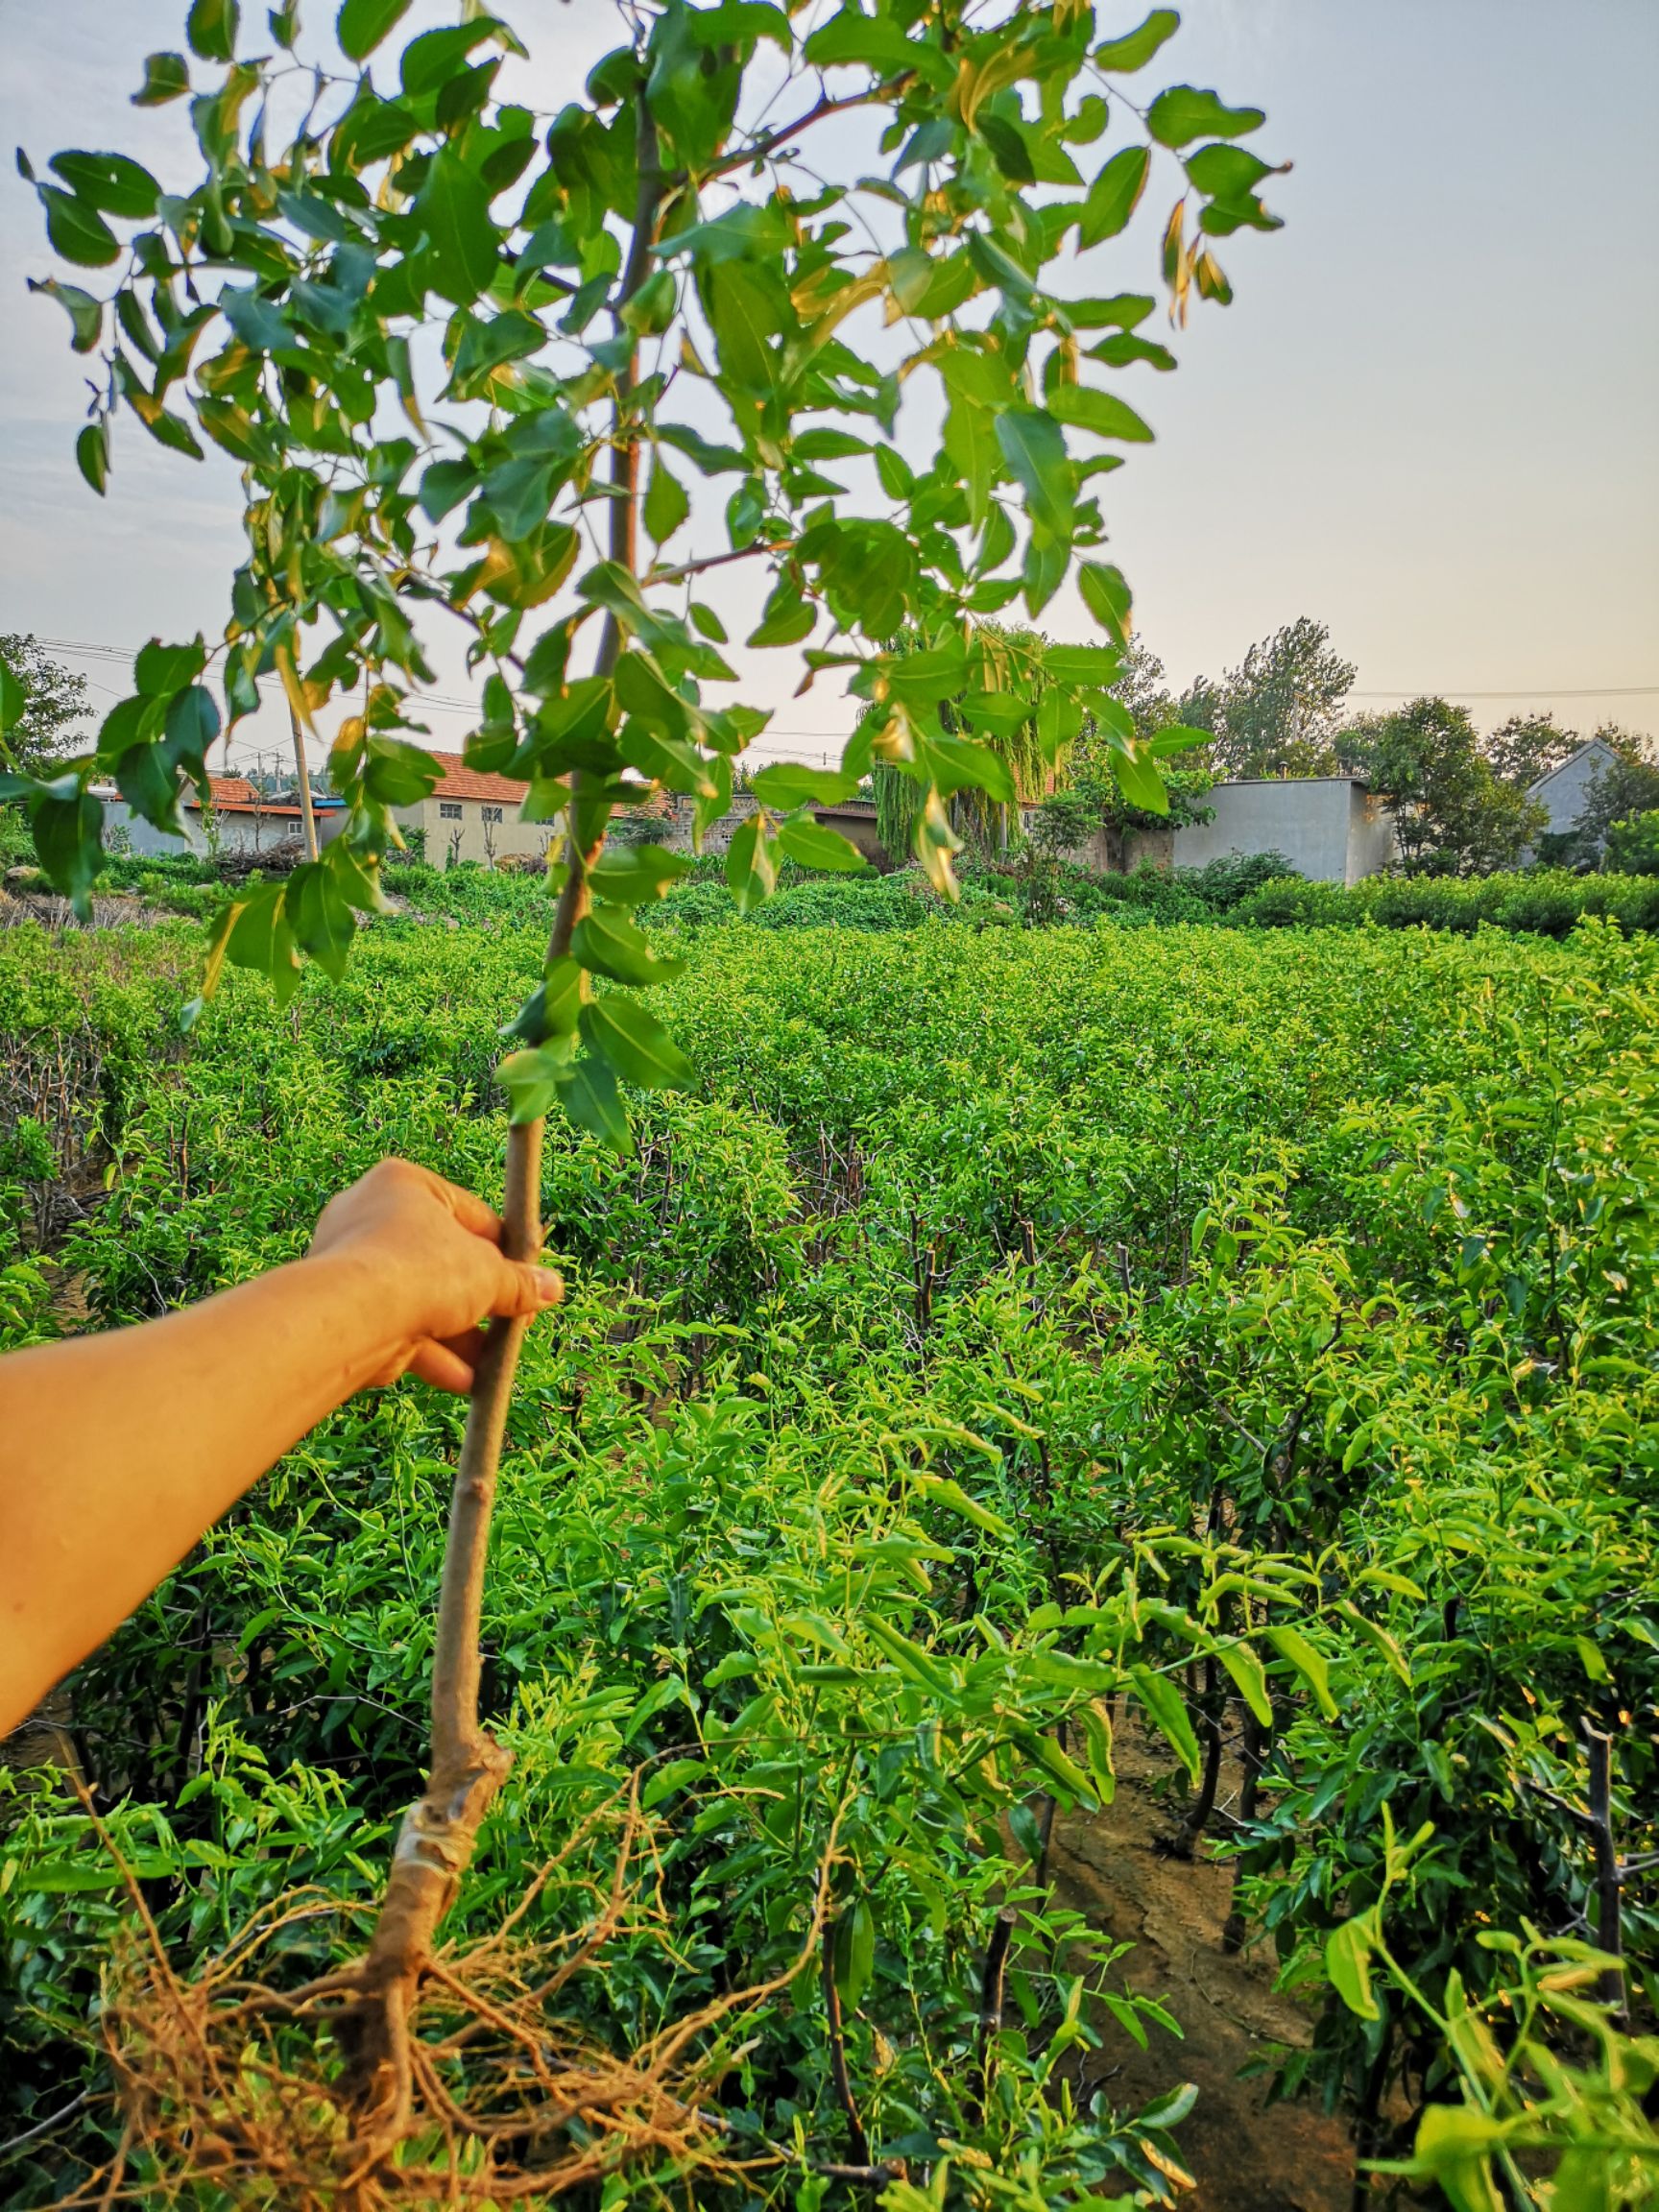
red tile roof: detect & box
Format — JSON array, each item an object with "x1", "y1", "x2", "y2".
[
  {"x1": 425, "y1": 751, "x2": 529, "y2": 804},
  {"x1": 208, "y1": 775, "x2": 259, "y2": 805}
]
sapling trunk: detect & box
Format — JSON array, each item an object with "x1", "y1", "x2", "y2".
[{"x1": 343, "y1": 87, "x2": 663, "y2": 2137}]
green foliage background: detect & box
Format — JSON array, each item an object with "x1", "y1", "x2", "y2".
[{"x1": 3, "y1": 905, "x2": 1656, "y2": 2202}]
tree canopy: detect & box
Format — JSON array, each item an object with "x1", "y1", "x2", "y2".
[
  {"x1": 0, "y1": 637, "x2": 92, "y2": 779},
  {"x1": 1176, "y1": 615, "x2": 1356, "y2": 780}
]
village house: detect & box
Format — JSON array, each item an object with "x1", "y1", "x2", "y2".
[
  {"x1": 99, "y1": 774, "x2": 347, "y2": 858},
  {"x1": 390, "y1": 752, "x2": 554, "y2": 868},
  {"x1": 101, "y1": 756, "x2": 1402, "y2": 887},
  {"x1": 1523, "y1": 736, "x2": 1622, "y2": 855}
]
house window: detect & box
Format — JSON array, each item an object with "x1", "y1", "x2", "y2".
[
  {"x1": 481, "y1": 805, "x2": 504, "y2": 823},
  {"x1": 439, "y1": 801, "x2": 464, "y2": 820}
]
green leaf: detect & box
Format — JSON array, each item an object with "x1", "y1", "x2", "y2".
[
  {"x1": 748, "y1": 762, "x2": 857, "y2": 807},
  {"x1": 571, "y1": 906, "x2": 685, "y2": 986},
  {"x1": 417, "y1": 147, "x2": 500, "y2": 307},
  {"x1": 1017, "y1": 1729, "x2": 1097, "y2": 1805},
  {"x1": 31, "y1": 792, "x2": 105, "y2": 917},
  {"x1": 76, "y1": 421, "x2": 109, "y2": 495},
  {"x1": 48, "y1": 152, "x2": 160, "y2": 218},
  {"x1": 777, "y1": 817, "x2": 869, "y2": 874},
  {"x1": 1078, "y1": 145, "x2": 1150, "y2": 247},
  {"x1": 725, "y1": 813, "x2": 777, "y2": 914},
  {"x1": 1077, "y1": 561, "x2": 1133, "y2": 647},
  {"x1": 135, "y1": 639, "x2": 206, "y2": 696},
  {"x1": 1334, "y1": 1601, "x2": 1413, "y2": 1689},
  {"x1": 831, "y1": 1899, "x2": 876, "y2": 2015},
  {"x1": 133, "y1": 51, "x2": 191, "y2": 105},
  {"x1": 1147, "y1": 86, "x2": 1266, "y2": 149},
  {"x1": 1325, "y1": 1917, "x2": 1380, "y2": 2022},
  {"x1": 1408, "y1": 2106, "x2": 1506, "y2": 2212},
  {"x1": 337, "y1": 0, "x2": 413, "y2": 61},
  {"x1": 0, "y1": 656, "x2": 26, "y2": 733},
  {"x1": 1128, "y1": 1665, "x2": 1201, "y2": 1786},
  {"x1": 1148, "y1": 723, "x2": 1211, "y2": 757},
  {"x1": 400, "y1": 18, "x2": 502, "y2": 95},
  {"x1": 805, "y1": 7, "x2": 922, "y2": 76},
  {"x1": 585, "y1": 842, "x2": 693, "y2": 905},
  {"x1": 938, "y1": 397, "x2": 993, "y2": 532},
  {"x1": 419, "y1": 458, "x2": 477, "y2": 522},
  {"x1": 497, "y1": 1040, "x2": 576, "y2": 1124},
  {"x1": 1046, "y1": 384, "x2": 1155, "y2": 443},
  {"x1": 793, "y1": 428, "x2": 871, "y2": 461},
  {"x1": 27, "y1": 277, "x2": 103, "y2": 352},
  {"x1": 1185, "y1": 143, "x2": 1281, "y2": 200},
  {"x1": 580, "y1": 995, "x2": 695, "y2": 1091},
  {"x1": 226, "y1": 880, "x2": 301, "y2": 1006},
  {"x1": 186, "y1": 0, "x2": 240, "y2": 61},
  {"x1": 286, "y1": 860, "x2": 356, "y2": 981},
  {"x1": 620, "y1": 267, "x2": 677, "y2": 337},
  {"x1": 557, "y1": 1054, "x2": 631, "y2": 1153},
  {"x1": 1263, "y1": 1623, "x2": 1338, "y2": 1719},
  {"x1": 1214, "y1": 1641, "x2": 1273, "y2": 1729},
  {"x1": 642, "y1": 455, "x2": 689, "y2": 544},
  {"x1": 996, "y1": 409, "x2": 1073, "y2": 544},
  {"x1": 37, "y1": 187, "x2": 119, "y2": 268},
  {"x1": 747, "y1": 580, "x2": 815, "y2": 650},
  {"x1": 1044, "y1": 644, "x2": 1122, "y2": 686},
  {"x1": 1110, "y1": 744, "x2": 1166, "y2": 811},
  {"x1": 1094, "y1": 10, "x2": 1180, "y2": 70}
]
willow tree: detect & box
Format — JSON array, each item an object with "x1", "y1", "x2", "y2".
[{"x1": 7, "y1": 0, "x2": 1281, "y2": 2186}]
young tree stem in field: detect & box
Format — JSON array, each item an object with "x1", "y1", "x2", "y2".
[{"x1": 347, "y1": 85, "x2": 667, "y2": 2139}]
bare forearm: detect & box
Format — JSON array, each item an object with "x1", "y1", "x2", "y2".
[{"x1": 0, "y1": 1253, "x2": 405, "y2": 1734}]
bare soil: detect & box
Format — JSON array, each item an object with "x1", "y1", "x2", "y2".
[{"x1": 1052, "y1": 1720, "x2": 1359, "y2": 2212}]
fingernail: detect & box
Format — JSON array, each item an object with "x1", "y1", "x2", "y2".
[{"x1": 538, "y1": 1269, "x2": 565, "y2": 1304}]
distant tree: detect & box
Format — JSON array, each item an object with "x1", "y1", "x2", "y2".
[
  {"x1": 1482, "y1": 710, "x2": 1581, "y2": 792},
  {"x1": 1340, "y1": 696, "x2": 1546, "y2": 876},
  {"x1": 1111, "y1": 639, "x2": 1180, "y2": 741},
  {"x1": 0, "y1": 635, "x2": 92, "y2": 777},
  {"x1": 1603, "y1": 810, "x2": 1659, "y2": 877},
  {"x1": 1176, "y1": 616, "x2": 1356, "y2": 780},
  {"x1": 1566, "y1": 730, "x2": 1659, "y2": 864}
]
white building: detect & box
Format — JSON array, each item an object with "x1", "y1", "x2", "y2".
[
  {"x1": 391, "y1": 753, "x2": 556, "y2": 868},
  {"x1": 101, "y1": 775, "x2": 345, "y2": 857},
  {"x1": 1526, "y1": 737, "x2": 1621, "y2": 849},
  {"x1": 1172, "y1": 775, "x2": 1398, "y2": 885}
]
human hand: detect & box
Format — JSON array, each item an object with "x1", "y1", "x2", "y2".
[{"x1": 306, "y1": 1157, "x2": 563, "y2": 1394}]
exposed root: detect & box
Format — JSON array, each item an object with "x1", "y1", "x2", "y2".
[{"x1": 70, "y1": 1791, "x2": 846, "y2": 2210}]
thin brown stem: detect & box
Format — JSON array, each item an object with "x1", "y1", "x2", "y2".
[
  {"x1": 342, "y1": 78, "x2": 671, "y2": 2148},
  {"x1": 1583, "y1": 1721, "x2": 1626, "y2": 2023},
  {"x1": 820, "y1": 1920, "x2": 873, "y2": 2169},
  {"x1": 703, "y1": 86, "x2": 891, "y2": 183},
  {"x1": 646, "y1": 538, "x2": 794, "y2": 587}
]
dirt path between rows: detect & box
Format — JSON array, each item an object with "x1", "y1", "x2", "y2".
[{"x1": 1052, "y1": 1722, "x2": 1361, "y2": 2211}]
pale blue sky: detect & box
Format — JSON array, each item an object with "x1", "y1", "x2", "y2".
[{"x1": 1, "y1": 0, "x2": 1654, "y2": 772}]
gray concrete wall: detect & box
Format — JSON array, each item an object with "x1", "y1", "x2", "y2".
[
  {"x1": 1528, "y1": 739, "x2": 1617, "y2": 838},
  {"x1": 1173, "y1": 778, "x2": 1396, "y2": 885}
]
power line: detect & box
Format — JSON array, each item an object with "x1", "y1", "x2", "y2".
[
  {"x1": 26, "y1": 634, "x2": 1658, "y2": 721},
  {"x1": 1349, "y1": 685, "x2": 1658, "y2": 701}
]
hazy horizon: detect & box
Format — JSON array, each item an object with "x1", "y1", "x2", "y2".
[{"x1": 1, "y1": 0, "x2": 1654, "y2": 772}]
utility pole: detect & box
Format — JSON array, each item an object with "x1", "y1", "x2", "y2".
[{"x1": 287, "y1": 706, "x2": 320, "y2": 861}]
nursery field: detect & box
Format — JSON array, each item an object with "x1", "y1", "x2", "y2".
[{"x1": 3, "y1": 908, "x2": 1657, "y2": 2207}]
